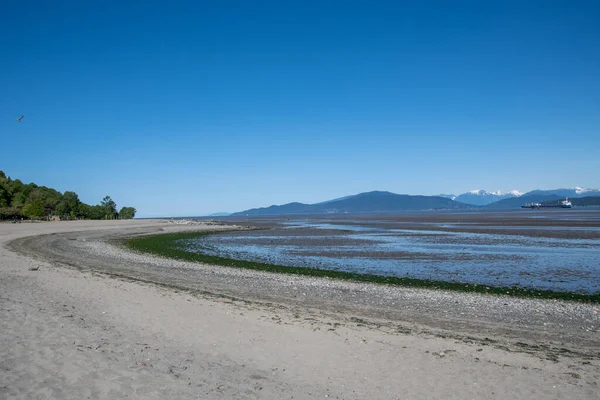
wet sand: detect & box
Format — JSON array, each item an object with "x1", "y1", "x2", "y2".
[
  {"x1": 1, "y1": 219, "x2": 599, "y2": 399},
  {"x1": 192, "y1": 212, "x2": 600, "y2": 293},
  {"x1": 227, "y1": 210, "x2": 600, "y2": 239}
]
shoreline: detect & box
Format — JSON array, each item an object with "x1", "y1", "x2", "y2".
[
  {"x1": 8, "y1": 221, "x2": 600, "y2": 350},
  {"x1": 1, "y1": 220, "x2": 599, "y2": 399},
  {"x1": 125, "y1": 229, "x2": 600, "y2": 302}
]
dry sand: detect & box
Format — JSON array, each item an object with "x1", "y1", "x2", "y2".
[{"x1": 1, "y1": 220, "x2": 598, "y2": 399}]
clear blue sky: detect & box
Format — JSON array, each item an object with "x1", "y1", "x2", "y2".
[{"x1": 1, "y1": 1, "x2": 599, "y2": 217}]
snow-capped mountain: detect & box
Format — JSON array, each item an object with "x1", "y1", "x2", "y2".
[
  {"x1": 573, "y1": 187, "x2": 600, "y2": 196},
  {"x1": 227, "y1": 187, "x2": 600, "y2": 215},
  {"x1": 454, "y1": 190, "x2": 523, "y2": 206},
  {"x1": 523, "y1": 187, "x2": 600, "y2": 199},
  {"x1": 437, "y1": 194, "x2": 457, "y2": 200},
  {"x1": 505, "y1": 190, "x2": 525, "y2": 197},
  {"x1": 452, "y1": 187, "x2": 599, "y2": 206}
]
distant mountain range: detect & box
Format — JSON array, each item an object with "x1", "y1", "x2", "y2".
[
  {"x1": 230, "y1": 191, "x2": 470, "y2": 216},
  {"x1": 439, "y1": 190, "x2": 524, "y2": 206},
  {"x1": 485, "y1": 194, "x2": 563, "y2": 209},
  {"x1": 524, "y1": 187, "x2": 600, "y2": 199},
  {"x1": 439, "y1": 187, "x2": 600, "y2": 206},
  {"x1": 227, "y1": 187, "x2": 600, "y2": 216},
  {"x1": 207, "y1": 212, "x2": 232, "y2": 217},
  {"x1": 542, "y1": 196, "x2": 600, "y2": 207}
]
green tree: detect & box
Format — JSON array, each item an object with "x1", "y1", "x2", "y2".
[
  {"x1": 90, "y1": 205, "x2": 106, "y2": 219},
  {"x1": 55, "y1": 201, "x2": 68, "y2": 216},
  {"x1": 118, "y1": 207, "x2": 136, "y2": 219},
  {"x1": 0, "y1": 171, "x2": 136, "y2": 221},
  {"x1": 100, "y1": 196, "x2": 117, "y2": 219},
  {"x1": 41, "y1": 187, "x2": 61, "y2": 216},
  {"x1": 0, "y1": 183, "x2": 10, "y2": 208},
  {"x1": 21, "y1": 199, "x2": 45, "y2": 219},
  {"x1": 0, "y1": 206, "x2": 20, "y2": 220},
  {"x1": 63, "y1": 191, "x2": 80, "y2": 217},
  {"x1": 0, "y1": 171, "x2": 10, "y2": 207},
  {"x1": 77, "y1": 203, "x2": 91, "y2": 219},
  {"x1": 79, "y1": 203, "x2": 104, "y2": 219},
  {"x1": 10, "y1": 180, "x2": 28, "y2": 209}
]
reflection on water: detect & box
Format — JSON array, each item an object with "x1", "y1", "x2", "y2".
[{"x1": 179, "y1": 220, "x2": 600, "y2": 294}]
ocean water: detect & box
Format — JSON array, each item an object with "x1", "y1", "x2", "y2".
[{"x1": 179, "y1": 218, "x2": 600, "y2": 294}]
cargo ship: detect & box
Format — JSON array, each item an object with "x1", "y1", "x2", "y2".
[
  {"x1": 560, "y1": 198, "x2": 573, "y2": 208},
  {"x1": 521, "y1": 202, "x2": 541, "y2": 209},
  {"x1": 522, "y1": 198, "x2": 573, "y2": 209}
]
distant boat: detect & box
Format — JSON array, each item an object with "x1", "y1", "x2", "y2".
[
  {"x1": 521, "y1": 202, "x2": 541, "y2": 209},
  {"x1": 560, "y1": 198, "x2": 573, "y2": 208}
]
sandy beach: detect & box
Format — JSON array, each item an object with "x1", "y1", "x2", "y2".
[{"x1": 1, "y1": 220, "x2": 599, "y2": 399}]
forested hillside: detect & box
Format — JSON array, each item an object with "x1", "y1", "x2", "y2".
[
  {"x1": 541, "y1": 197, "x2": 600, "y2": 207},
  {"x1": 0, "y1": 170, "x2": 136, "y2": 220},
  {"x1": 231, "y1": 191, "x2": 471, "y2": 216}
]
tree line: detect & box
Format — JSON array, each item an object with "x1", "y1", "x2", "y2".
[{"x1": 0, "y1": 171, "x2": 136, "y2": 220}]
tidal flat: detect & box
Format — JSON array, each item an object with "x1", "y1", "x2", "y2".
[
  {"x1": 181, "y1": 210, "x2": 600, "y2": 296},
  {"x1": 3, "y1": 219, "x2": 599, "y2": 399}
]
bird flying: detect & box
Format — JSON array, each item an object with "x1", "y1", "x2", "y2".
[{"x1": 16, "y1": 115, "x2": 24, "y2": 122}]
